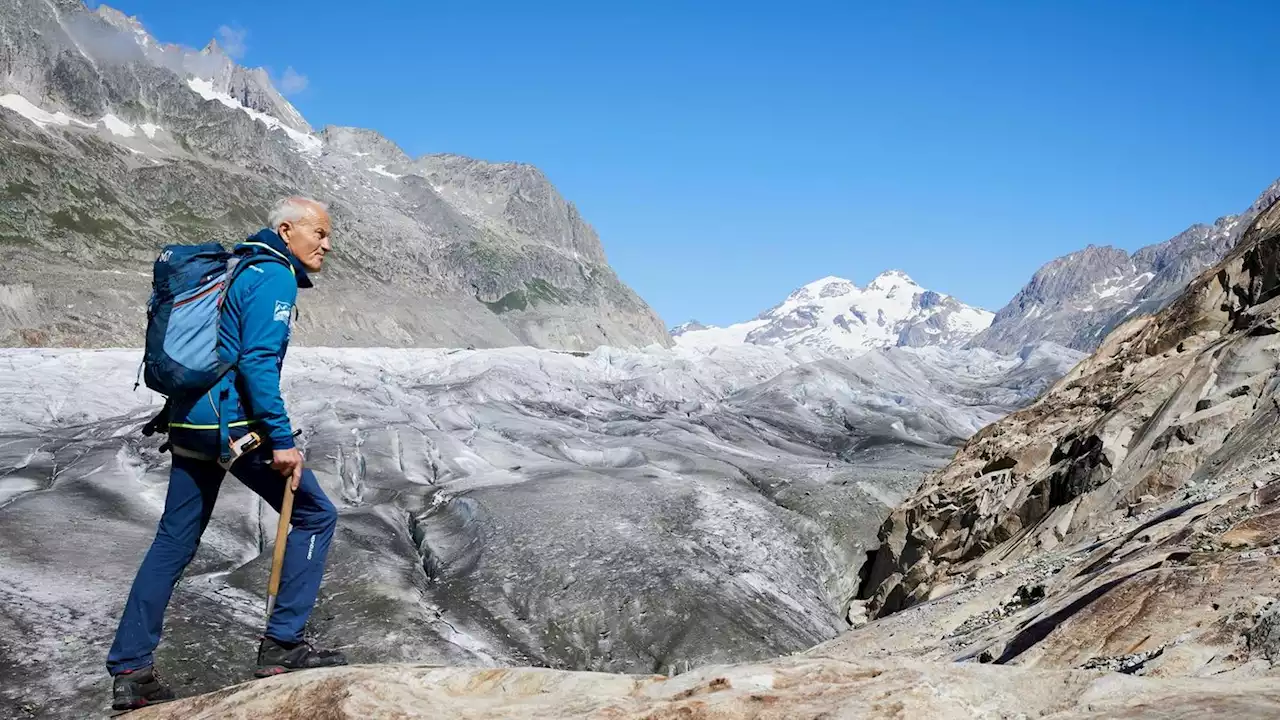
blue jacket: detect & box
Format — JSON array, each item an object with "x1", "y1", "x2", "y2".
[{"x1": 169, "y1": 229, "x2": 313, "y2": 451}]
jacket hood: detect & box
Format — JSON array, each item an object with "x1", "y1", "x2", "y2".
[{"x1": 239, "y1": 228, "x2": 314, "y2": 289}]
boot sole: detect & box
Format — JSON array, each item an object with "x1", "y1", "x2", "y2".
[
  {"x1": 109, "y1": 696, "x2": 176, "y2": 715},
  {"x1": 254, "y1": 662, "x2": 348, "y2": 679}
]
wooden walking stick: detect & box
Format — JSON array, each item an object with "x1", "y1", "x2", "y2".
[{"x1": 265, "y1": 475, "x2": 296, "y2": 620}]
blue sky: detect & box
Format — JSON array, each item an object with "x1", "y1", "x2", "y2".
[{"x1": 96, "y1": 0, "x2": 1280, "y2": 326}]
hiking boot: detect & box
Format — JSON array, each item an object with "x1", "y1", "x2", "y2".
[
  {"x1": 254, "y1": 636, "x2": 348, "y2": 677},
  {"x1": 111, "y1": 666, "x2": 176, "y2": 711}
]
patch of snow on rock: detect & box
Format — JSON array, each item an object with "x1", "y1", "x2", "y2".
[
  {"x1": 186, "y1": 78, "x2": 322, "y2": 154},
  {"x1": 100, "y1": 113, "x2": 135, "y2": 137},
  {"x1": 0, "y1": 94, "x2": 74, "y2": 128}
]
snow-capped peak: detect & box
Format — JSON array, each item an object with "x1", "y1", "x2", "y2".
[
  {"x1": 867, "y1": 269, "x2": 919, "y2": 292},
  {"x1": 787, "y1": 276, "x2": 855, "y2": 302},
  {"x1": 670, "y1": 320, "x2": 709, "y2": 336},
  {"x1": 677, "y1": 270, "x2": 993, "y2": 355}
]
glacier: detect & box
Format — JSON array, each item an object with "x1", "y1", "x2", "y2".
[{"x1": 0, "y1": 342, "x2": 1080, "y2": 718}]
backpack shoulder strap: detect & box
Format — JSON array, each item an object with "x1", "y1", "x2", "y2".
[{"x1": 219, "y1": 246, "x2": 295, "y2": 304}]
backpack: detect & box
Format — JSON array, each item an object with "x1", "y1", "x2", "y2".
[{"x1": 139, "y1": 242, "x2": 284, "y2": 398}]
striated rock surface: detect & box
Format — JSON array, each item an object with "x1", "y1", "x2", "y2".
[
  {"x1": 127, "y1": 656, "x2": 1280, "y2": 719},
  {"x1": 848, "y1": 192, "x2": 1280, "y2": 682}
]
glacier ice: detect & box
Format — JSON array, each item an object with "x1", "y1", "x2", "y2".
[{"x1": 0, "y1": 342, "x2": 1080, "y2": 717}]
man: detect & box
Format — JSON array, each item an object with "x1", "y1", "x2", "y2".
[{"x1": 106, "y1": 197, "x2": 347, "y2": 712}]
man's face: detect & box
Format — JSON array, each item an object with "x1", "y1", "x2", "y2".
[{"x1": 278, "y1": 207, "x2": 332, "y2": 273}]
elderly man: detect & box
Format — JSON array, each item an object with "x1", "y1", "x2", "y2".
[{"x1": 106, "y1": 197, "x2": 347, "y2": 711}]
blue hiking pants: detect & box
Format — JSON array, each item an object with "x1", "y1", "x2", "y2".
[{"x1": 105, "y1": 440, "x2": 337, "y2": 675}]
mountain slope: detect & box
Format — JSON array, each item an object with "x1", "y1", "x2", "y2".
[
  {"x1": 675, "y1": 272, "x2": 994, "y2": 354},
  {"x1": 970, "y1": 178, "x2": 1280, "y2": 354},
  {"x1": 838, "y1": 190, "x2": 1280, "y2": 681},
  {"x1": 0, "y1": 1, "x2": 669, "y2": 350}
]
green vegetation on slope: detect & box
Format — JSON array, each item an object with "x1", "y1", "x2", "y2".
[{"x1": 483, "y1": 278, "x2": 573, "y2": 314}]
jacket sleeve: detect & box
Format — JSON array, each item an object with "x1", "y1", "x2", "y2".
[{"x1": 233, "y1": 263, "x2": 298, "y2": 449}]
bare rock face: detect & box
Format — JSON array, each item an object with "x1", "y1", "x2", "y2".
[
  {"x1": 319, "y1": 125, "x2": 410, "y2": 165},
  {"x1": 850, "y1": 193, "x2": 1280, "y2": 680}
]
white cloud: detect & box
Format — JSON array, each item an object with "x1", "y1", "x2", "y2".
[
  {"x1": 217, "y1": 25, "x2": 247, "y2": 59},
  {"x1": 279, "y1": 66, "x2": 309, "y2": 95}
]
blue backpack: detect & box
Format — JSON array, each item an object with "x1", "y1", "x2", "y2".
[{"x1": 139, "y1": 242, "x2": 283, "y2": 399}]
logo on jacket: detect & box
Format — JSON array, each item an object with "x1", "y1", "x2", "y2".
[{"x1": 273, "y1": 301, "x2": 292, "y2": 323}]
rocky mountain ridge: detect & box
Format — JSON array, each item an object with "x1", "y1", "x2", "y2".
[
  {"x1": 677, "y1": 178, "x2": 1280, "y2": 367},
  {"x1": 0, "y1": 1, "x2": 669, "y2": 351},
  {"x1": 970, "y1": 178, "x2": 1280, "y2": 354}
]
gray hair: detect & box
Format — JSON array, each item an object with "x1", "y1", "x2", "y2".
[{"x1": 267, "y1": 196, "x2": 328, "y2": 229}]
